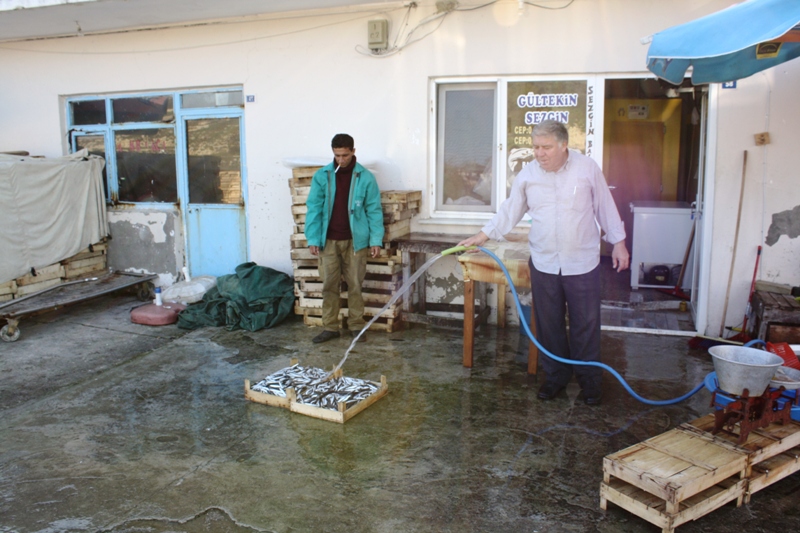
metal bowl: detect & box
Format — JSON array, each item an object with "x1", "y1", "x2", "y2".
[
  {"x1": 709, "y1": 345, "x2": 784, "y2": 396},
  {"x1": 770, "y1": 366, "x2": 800, "y2": 390}
]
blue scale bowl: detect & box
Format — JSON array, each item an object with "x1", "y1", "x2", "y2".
[{"x1": 704, "y1": 371, "x2": 800, "y2": 422}]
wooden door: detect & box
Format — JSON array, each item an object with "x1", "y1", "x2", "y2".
[{"x1": 604, "y1": 121, "x2": 664, "y2": 253}]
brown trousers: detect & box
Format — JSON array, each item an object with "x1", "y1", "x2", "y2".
[{"x1": 319, "y1": 239, "x2": 368, "y2": 332}]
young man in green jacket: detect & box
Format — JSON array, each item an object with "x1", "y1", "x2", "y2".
[{"x1": 305, "y1": 134, "x2": 384, "y2": 343}]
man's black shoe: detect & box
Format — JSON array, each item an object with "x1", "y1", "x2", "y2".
[
  {"x1": 312, "y1": 330, "x2": 340, "y2": 343},
  {"x1": 583, "y1": 389, "x2": 602, "y2": 405},
  {"x1": 350, "y1": 330, "x2": 366, "y2": 343},
  {"x1": 537, "y1": 382, "x2": 565, "y2": 400}
]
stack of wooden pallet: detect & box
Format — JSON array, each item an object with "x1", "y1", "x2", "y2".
[
  {"x1": 288, "y1": 167, "x2": 420, "y2": 333},
  {"x1": 600, "y1": 412, "x2": 800, "y2": 532},
  {"x1": 381, "y1": 190, "x2": 421, "y2": 241},
  {"x1": 0, "y1": 241, "x2": 108, "y2": 302}
]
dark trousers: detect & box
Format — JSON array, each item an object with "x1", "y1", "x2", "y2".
[{"x1": 529, "y1": 260, "x2": 602, "y2": 391}]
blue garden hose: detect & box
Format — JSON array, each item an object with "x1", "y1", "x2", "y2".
[{"x1": 472, "y1": 245, "x2": 707, "y2": 406}]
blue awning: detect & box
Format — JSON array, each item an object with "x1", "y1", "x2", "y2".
[{"x1": 646, "y1": 0, "x2": 800, "y2": 84}]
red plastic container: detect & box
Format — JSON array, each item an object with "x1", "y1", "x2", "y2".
[
  {"x1": 766, "y1": 342, "x2": 800, "y2": 370},
  {"x1": 130, "y1": 303, "x2": 186, "y2": 326}
]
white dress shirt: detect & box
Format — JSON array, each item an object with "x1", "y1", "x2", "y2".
[{"x1": 481, "y1": 149, "x2": 626, "y2": 276}]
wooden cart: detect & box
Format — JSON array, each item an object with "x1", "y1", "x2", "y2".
[{"x1": 0, "y1": 271, "x2": 156, "y2": 342}]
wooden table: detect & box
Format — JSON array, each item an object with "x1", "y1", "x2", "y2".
[
  {"x1": 395, "y1": 233, "x2": 475, "y2": 329},
  {"x1": 457, "y1": 240, "x2": 538, "y2": 374}
]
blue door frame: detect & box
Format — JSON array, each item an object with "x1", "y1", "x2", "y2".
[{"x1": 176, "y1": 108, "x2": 248, "y2": 278}]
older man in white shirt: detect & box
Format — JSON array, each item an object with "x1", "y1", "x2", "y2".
[{"x1": 459, "y1": 120, "x2": 629, "y2": 406}]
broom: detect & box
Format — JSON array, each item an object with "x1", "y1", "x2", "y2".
[{"x1": 726, "y1": 245, "x2": 761, "y2": 343}]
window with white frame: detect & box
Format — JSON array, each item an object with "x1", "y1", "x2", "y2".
[
  {"x1": 436, "y1": 83, "x2": 497, "y2": 212},
  {"x1": 432, "y1": 77, "x2": 597, "y2": 218},
  {"x1": 66, "y1": 88, "x2": 243, "y2": 204}
]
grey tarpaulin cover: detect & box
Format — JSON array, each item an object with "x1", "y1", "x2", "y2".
[
  {"x1": 177, "y1": 262, "x2": 295, "y2": 332},
  {"x1": 0, "y1": 150, "x2": 109, "y2": 284}
]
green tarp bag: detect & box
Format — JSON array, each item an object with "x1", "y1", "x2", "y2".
[{"x1": 177, "y1": 262, "x2": 294, "y2": 332}]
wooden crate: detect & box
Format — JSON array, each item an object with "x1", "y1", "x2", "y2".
[
  {"x1": 384, "y1": 219, "x2": 411, "y2": 241},
  {"x1": 292, "y1": 167, "x2": 320, "y2": 179},
  {"x1": 602, "y1": 414, "x2": 800, "y2": 532},
  {"x1": 244, "y1": 358, "x2": 388, "y2": 423},
  {"x1": 688, "y1": 413, "x2": 800, "y2": 502},
  {"x1": 750, "y1": 290, "x2": 800, "y2": 342},
  {"x1": 600, "y1": 423, "x2": 748, "y2": 533},
  {"x1": 601, "y1": 476, "x2": 745, "y2": 533}
]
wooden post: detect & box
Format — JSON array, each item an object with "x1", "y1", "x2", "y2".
[
  {"x1": 401, "y1": 250, "x2": 412, "y2": 312},
  {"x1": 527, "y1": 302, "x2": 538, "y2": 375},
  {"x1": 497, "y1": 283, "x2": 506, "y2": 328},
  {"x1": 463, "y1": 278, "x2": 475, "y2": 368}
]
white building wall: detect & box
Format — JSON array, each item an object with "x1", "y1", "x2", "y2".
[
  {"x1": 1, "y1": 0, "x2": 799, "y2": 336},
  {"x1": 708, "y1": 64, "x2": 800, "y2": 337}
]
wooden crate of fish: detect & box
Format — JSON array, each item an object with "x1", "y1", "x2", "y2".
[
  {"x1": 244, "y1": 359, "x2": 388, "y2": 423},
  {"x1": 600, "y1": 423, "x2": 748, "y2": 533}
]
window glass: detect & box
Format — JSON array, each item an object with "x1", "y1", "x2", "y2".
[
  {"x1": 187, "y1": 118, "x2": 242, "y2": 204},
  {"x1": 115, "y1": 129, "x2": 177, "y2": 202},
  {"x1": 71, "y1": 100, "x2": 106, "y2": 125},
  {"x1": 112, "y1": 96, "x2": 174, "y2": 123},
  {"x1": 506, "y1": 80, "x2": 588, "y2": 194},
  {"x1": 436, "y1": 84, "x2": 496, "y2": 212},
  {"x1": 182, "y1": 91, "x2": 244, "y2": 109},
  {"x1": 75, "y1": 134, "x2": 108, "y2": 198}
]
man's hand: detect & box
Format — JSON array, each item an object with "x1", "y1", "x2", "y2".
[
  {"x1": 457, "y1": 231, "x2": 489, "y2": 252},
  {"x1": 309, "y1": 245, "x2": 320, "y2": 256},
  {"x1": 370, "y1": 246, "x2": 381, "y2": 258},
  {"x1": 612, "y1": 241, "x2": 630, "y2": 273}
]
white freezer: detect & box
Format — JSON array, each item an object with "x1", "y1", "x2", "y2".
[{"x1": 630, "y1": 201, "x2": 695, "y2": 290}]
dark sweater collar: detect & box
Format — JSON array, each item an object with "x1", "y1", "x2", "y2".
[{"x1": 334, "y1": 155, "x2": 357, "y2": 174}]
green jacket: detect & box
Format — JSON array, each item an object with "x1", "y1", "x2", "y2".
[{"x1": 304, "y1": 162, "x2": 384, "y2": 251}]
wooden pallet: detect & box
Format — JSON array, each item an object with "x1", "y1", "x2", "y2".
[
  {"x1": 292, "y1": 262, "x2": 402, "y2": 278},
  {"x1": 301, "y1": 313, "x2": 401, "y2": 333},
  {"x1": 290, "y1": 247, "x2": 401, "y2": 263},
  {"x1": 601, "y1": 413, "x2": 800, "y2": 532},
  {"x1": 2, "y1": 241, "x2": 108, "y2": 297},
  {"x1": 295, "y1": 300, "x2": 401, "y2": 320},
  {"x1": 244, "y1": 358, "x2": 388, "y2": 423},
  {"x1": 297, "y1": 277, "x2": 401, "y2": 293}
]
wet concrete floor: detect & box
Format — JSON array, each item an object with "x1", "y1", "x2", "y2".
[{"x1": 1, "y1": 294, "x2": 799, "y2": 533}]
